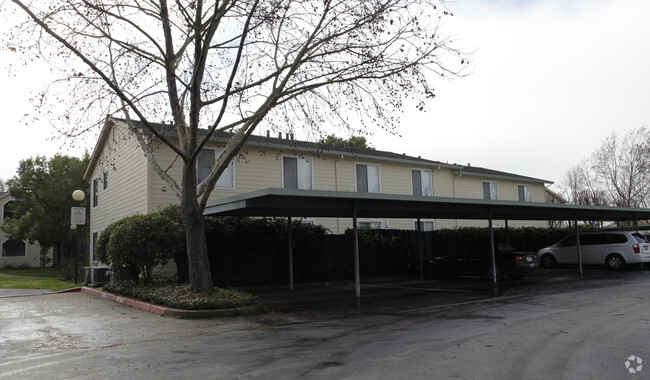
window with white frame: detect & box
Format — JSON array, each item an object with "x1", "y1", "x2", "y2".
[
  {"x1": 92, "y1": 231, "x2": 99, "y2": 263},
  {"x1": 482, "y1": 181, "x2": 498, "y2": 200},
  {"x1": 414, "y1": 220, "x2": 435, "y2": 231},
  {"x1": 102, "y1": 171, "x2": 108, "y2": 191},
  {"x1": 518, "y1": 184, "x2": 532, "y2": 202},
  {"x1": 356, "y1": 164, "x2": 380, "y2": 193},
  {"x1": 283, "y1": 156, "x2": 313, "y2": 190},
  {"x1": 411, "y1": 169, "x2": 433, "y2": 196},
  {"x1": 358, "y1": 221, "x2": 383, "y2": 229},
  {"x1": 197, "y1": 148, "x2": 234, "y2": 188},
  {"x1": 92, "y1": 178, "x2": 99, "y2": 207}
]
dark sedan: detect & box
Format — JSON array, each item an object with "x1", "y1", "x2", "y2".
[{"x1": 426, "y1": 243, "x2": 538, "y2": 281}]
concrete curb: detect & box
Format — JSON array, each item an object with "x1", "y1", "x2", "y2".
[{"x1": 74, "y1": 287, "x2": 264, "y2": 318}]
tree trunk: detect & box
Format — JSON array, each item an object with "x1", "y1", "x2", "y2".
[
  {"x1": 183, "y1": 210, "x2": 213, "y2": 292},
  {"x1": 180, "y1": 160, "x2": 214, "y2": 292}
]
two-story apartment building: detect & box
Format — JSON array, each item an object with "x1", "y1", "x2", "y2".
[
  {"x1": 84, "y1": 118, "x2": 553, "y2": 263},
  {"x1": 0, "y1": 192, "x2": 52, "y2": 268}
]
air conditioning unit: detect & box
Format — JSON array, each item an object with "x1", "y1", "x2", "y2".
[{"x1": 84, "y1": 266, "x2": 110, "y2": 285}]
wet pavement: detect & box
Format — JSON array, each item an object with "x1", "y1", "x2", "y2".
[
  {"x1": 2, "y1": 267, "x2": 650, "y2": 379},
  {"x1": 249, "y1": 266, "x2": 640, "y2": 316}
]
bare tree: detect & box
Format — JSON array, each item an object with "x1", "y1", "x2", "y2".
[
  {"x1": 591, "y1": 127, "x2": 650, "y2": 208},
  {"x1": 561, "y1": 161, "x2": 607, "y2": 207},
  {"x1": 5, "y1": 0, "x2": 468, "y2": 291},
  {"x1": 559, "y1": 162, "x2": 606, "y2": 228}
]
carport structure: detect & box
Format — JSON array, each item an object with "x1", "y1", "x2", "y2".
[{"x1": 204, "y1": 188, "x2": 650, "y2": 297}]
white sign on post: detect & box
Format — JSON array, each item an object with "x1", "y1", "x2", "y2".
[{"x1": 71, "y1": 207, "x2": 86, "y2": 225}]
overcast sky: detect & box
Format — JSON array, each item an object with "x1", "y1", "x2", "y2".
[{"x1": 1, "y1": 0, "x2": 649, "y2": 189}]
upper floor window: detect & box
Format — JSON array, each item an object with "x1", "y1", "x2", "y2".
[
  {"x1": 356, "y1": 164, "x2": 380, "y2": 193},
  {"x1": 412, "y1": 169, "x2": 433, "y2": 196},
  {"x1": 92, "y1": 178, "x2": 99, "y2": 207},
  {"x1": 197, "y1": 148, "x2": 234, "y2": 188},
  {"x1": 518, "y1": 184, "x2": 532, "y2": 202},
  {"x1": 283, "y1": 156, "x2": 313, "y2": 190},
  {"x1": 2, "y1": 201, "x2": 16, "y2": 221},
  {"x1": 482, "y1": 181, "x2": 498, "y2": 200},
  {"x1": 102, "y1": 171, "x2": 109, "y2": 191}
]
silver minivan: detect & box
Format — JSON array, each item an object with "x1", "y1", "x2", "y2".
[{"x1": 537, "y1": 231, "x2": 650, "y2": 270}]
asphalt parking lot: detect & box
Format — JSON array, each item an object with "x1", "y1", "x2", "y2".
[
  {"x1": 250, "y1": 265, "x2": 641, "y2": 315},
  {"x1": 2, "y1": 266, "x2": 649, "y2": 379}
]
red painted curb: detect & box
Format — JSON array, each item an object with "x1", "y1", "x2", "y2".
[{"x1": 79, "y1": 287, "x2": 167, "y2": 316}]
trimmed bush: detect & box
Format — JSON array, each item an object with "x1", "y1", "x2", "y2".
[{"x1": 96, "y1": 206, "x2": 185, "y2": 283}]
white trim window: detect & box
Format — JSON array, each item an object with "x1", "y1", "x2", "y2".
[
  {"x1": 283, "y1": 156, "x2": 313, "y2": 190},
  {"x1": 518, "y1": 184, "x2": 532, "y2": 202},
  {"x1": 92, "y1": 178, "x2": 99, "y2": 207},
  {"x1": 414, "y1": 220, "x2": 435, "y2": 231},
  {"x1": 356, "y1": 163, "x2": 380, "y2": 193},
  {"x1": 358, "y1": 221, "x2": 383, "y2": 229},
  {"x1": 197, "y1": 148, "x2": 235, "y2": 189},
  {"x1": 482, "y1": 181, "x2": 498, "y2": 200},
  {"x1": 411, "y1": 169, "x2": 433, "y2": 196},
  {"x1": 102, "y1": 171, "x2": 109, "y2": 191},
  {"x1": 92, "y1": 231, "x2": 99, "y2": 263}
]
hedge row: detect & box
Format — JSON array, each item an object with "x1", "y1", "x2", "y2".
[
  {"x1": 178, "y1": 218, "x2": 579, "y2": 287},
  {"x1": 99, "y1": 206, "x2": 582, "y2": 287}
]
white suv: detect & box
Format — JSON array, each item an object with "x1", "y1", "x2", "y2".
[{"x1": 537, "y1": 231, "x2": 650, "y2": 270}]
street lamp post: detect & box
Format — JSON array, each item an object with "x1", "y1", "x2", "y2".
[{"x1": 71, "y1": 190, "x2": 86, "y2": 284}]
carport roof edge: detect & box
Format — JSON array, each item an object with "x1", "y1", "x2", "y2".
[{"x1": 203, "y1": 188, "x2": 650, "y2": 222}]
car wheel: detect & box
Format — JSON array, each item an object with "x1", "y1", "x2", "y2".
[
  {"x1": 540, "y1": 254, "x2": 556, "y2": 268},
  {"x1": 605, "y1": 254, "x2": 626, "y2": 270},
  {"x1": 486, "y1": 266, "x2": 502, "y2": 282}
]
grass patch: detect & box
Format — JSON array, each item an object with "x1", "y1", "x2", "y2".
[
  {"x1": 102, "y1": 281, "x2": 257, "y2": 310},
  {"x1": 0, "y1": 273, "x2": 76, "y2": 292},
  {"x1": 0, "y1": 267, "x2": 63, "y2": 278}
]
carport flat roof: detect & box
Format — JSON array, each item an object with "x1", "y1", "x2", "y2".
[{"x1": 204, "y1": 188, "x2": 650, "y2": 222}]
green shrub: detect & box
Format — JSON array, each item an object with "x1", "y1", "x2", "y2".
[{"x1": 97, "y1": 207, "x2": 185, "y2": 283}]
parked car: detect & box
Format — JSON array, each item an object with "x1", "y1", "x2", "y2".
[
  {"x1": 426, "y1": 243, "x2": 538, "y2": 281},
  {"x1": 537, "y1": 231, "x2": 650, "y2": 270}
]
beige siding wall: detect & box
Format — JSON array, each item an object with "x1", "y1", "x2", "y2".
[
  {"x1": 88, "y1": 124, "x2": 150, "y2": 262},
  {"x1": 89, "y1": 122, "x2": 551, "y2": 240}
]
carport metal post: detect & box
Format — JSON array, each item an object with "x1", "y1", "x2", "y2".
[
  {"x1": 353, "y1": 202, "x2": 361, "y2": 298},
  {"x1": 634, "y1": 218, "x2": 640, "y2": 241},
  {"x1": 488, "y1": 207, "x2": 497, "y2": 284},
  {"x1": 417, "y1": 217, "x2": 424, "y2": 280},
  {"x1": 574, "y1": 213, "x2": 583, "y2": 276},
  {"x1": 288, "y1": 216, "x2": 294, "y2": 291}
]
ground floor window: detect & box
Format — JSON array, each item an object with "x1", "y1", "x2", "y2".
[
  {"x1": 358, "y1": 221, "x2": 383, "y2": 230},
  {"x1": 2, "y1": 239, "x2": 26, "y2": 257},
  {"x1": 414, "y1": 220, "x2": 435, "y2": 231}
]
